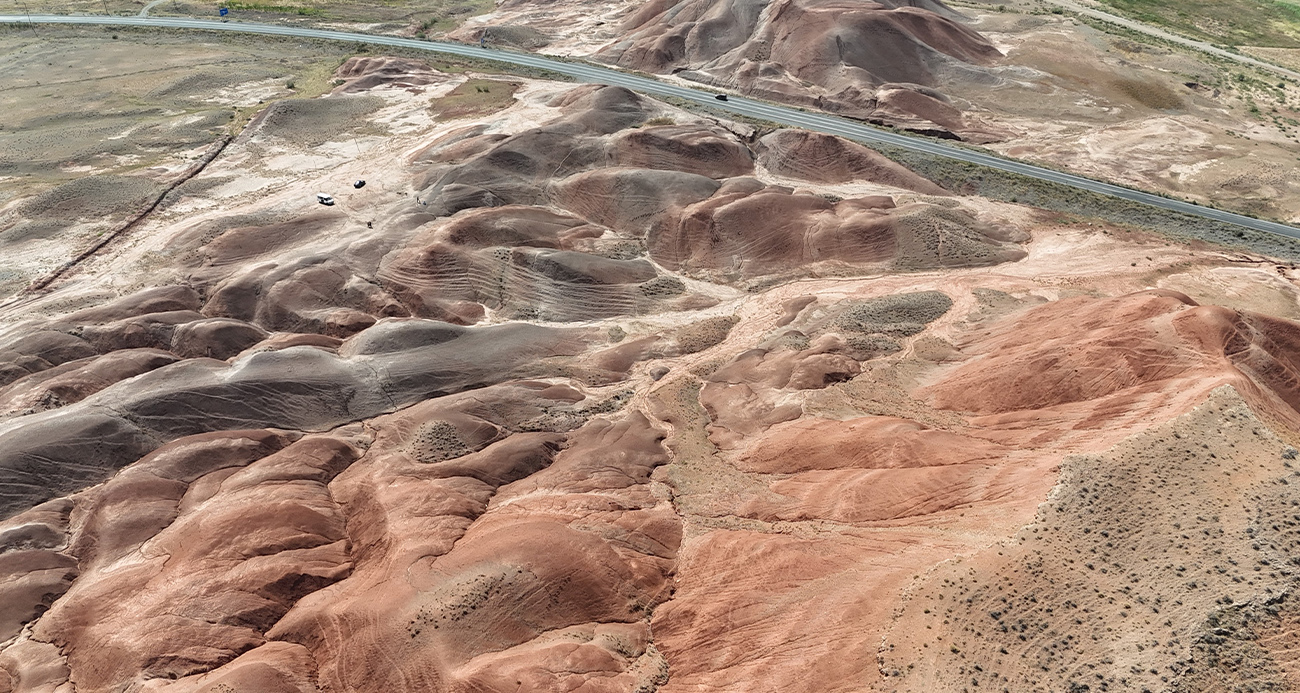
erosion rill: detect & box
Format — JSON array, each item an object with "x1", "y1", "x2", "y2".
[{"x1": 4, "y1": 5, "x2": 1300, "y2": 692}]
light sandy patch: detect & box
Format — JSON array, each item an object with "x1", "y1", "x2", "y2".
[
  {"x1": 456, "y1": 0, "x2": 637, "y2": 57},
  {"x1": 200, "y1": 76, "x2": 295, "y2": 107},
  {"x1": 1158, "y1": 264, "x2": 1300, "y2": 319}
]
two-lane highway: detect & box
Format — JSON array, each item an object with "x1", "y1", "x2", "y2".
[{"x1": 5, "y1": 14, "x2": 1300, "y2": 241}]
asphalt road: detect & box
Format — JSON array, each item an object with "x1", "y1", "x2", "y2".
[{"x1": 4, "y1": 13, "x2": 1300, "y2": 241}]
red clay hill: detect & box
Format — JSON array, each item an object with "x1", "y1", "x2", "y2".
[
  {"x1": 2, "y1": 56, "x2": 1300, "y2": 693},
  {"x1": 465, "y1": 0, "x2": 1009, "y2": 140}
]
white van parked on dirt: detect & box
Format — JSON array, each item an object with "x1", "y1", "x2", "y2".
[{"x1": 316, "y1": 193, "x2": 335, "y2": 206}]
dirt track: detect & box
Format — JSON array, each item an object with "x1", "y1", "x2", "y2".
[{"x1": 23, "y1": 134, "x2": 232, "y2": 294}]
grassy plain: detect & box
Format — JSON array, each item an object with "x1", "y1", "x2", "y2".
[{"x1": 1097, "y1": 0, "x2": 1300, "y2": 48}]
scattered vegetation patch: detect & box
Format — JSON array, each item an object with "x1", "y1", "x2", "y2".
[
  {"x1": 1097, "y1": 0, "x2": 1300, "y2": 48},
  {"x1": 860, "y1": 139, "x2": 1300, "y2": 260},
  {"x1": 882, "y1": 388, "x2": 1300, "y2": 692},
  {"x1": 787, "y1": 291, "x2": 951, "y2": 360},
  {"x1": 831, "y1": 291, "x2": 954, "y2": 337},
  {"x1": 674, "y1": 315, "x2": 740, "y2": 354},
  {"x1": 1173, "y1": 598, "x2": 1293, "y2": 693},
  {"x1": 410, "y1": 420, "x2": 479, "y2": 463},
  {"x1": 218, "y1": 0, "x2": 324, "y2": 15},
  {"x1": 891, "y1": 204, "x2": 1028, "y2": 270},
  {"x1": 0, "y1": 220, "x2": 67, "y2": 245},
  {"x1": 1111, "y1": 77, "x2": 1184, "y2": 109},
  {"x1": 416, "y1": 0, "x2": 495, "y2": 35},
  {"x1": 429, "y1": 79, "x2": 520, "y2": 121},
  {"x1": 639, "y1": 276, "x2": 687, "y2": 298},
  {"x1": 479, "y1": 24, "x2": 551, "y2": 48},
  {"x1": 253, "y1": 95, "x2": 386, "y2": 146},
  {"x1": 17, "y1": 175, "x2": 162, "y2": 220}
]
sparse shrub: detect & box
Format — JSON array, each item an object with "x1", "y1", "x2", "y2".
[
  {"x1": 1112, "y1": 78, "x2": 1183, "y2": 109},
  {"x1": 675, "y1": 316, "x2": 740, "y2": 354}
]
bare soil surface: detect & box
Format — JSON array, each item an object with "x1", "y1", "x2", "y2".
[
  {"x1": 962, "y1": 6, "x2": 1300, "y2": 224},
  {"x1": 452, "y1": 0, "x2": 1300, "y2": 224},
  {"x1": 3, "y1": 32, "x2": 1300, "y2": 693},
  {"x1": 0, "y1": 27, "x2": 353, "y2": 297}
]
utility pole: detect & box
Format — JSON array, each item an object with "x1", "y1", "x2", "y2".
[
  {"x1": 101, "y1": 0, "x2": 109, "y2": 15},
  {"x1": 18, "y1": 0, "x2": 37, "y2": 35}
]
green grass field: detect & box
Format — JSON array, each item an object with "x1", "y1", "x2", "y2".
[{"x1": 1098, "y1": 0, "x2": 1300, "y2": 48}]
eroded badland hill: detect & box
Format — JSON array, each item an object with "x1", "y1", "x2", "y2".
[{"x1": 4, "y1": 3, "x2": 1300, "y2": 691}]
